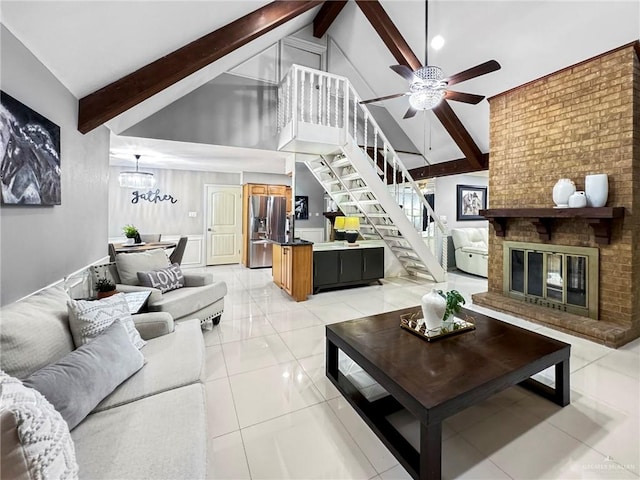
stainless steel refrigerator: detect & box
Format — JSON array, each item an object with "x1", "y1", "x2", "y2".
[{"x1": 248, "y1": 195, "x2": 287, "y2": 268}]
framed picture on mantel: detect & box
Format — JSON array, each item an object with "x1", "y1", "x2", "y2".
[{"x1": 457, "y1": 185, "x2": 487, "y2": 221}]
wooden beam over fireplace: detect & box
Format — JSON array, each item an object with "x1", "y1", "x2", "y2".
[{"x1": 409, "y1": 154, "x2": 489, "y2": 180}]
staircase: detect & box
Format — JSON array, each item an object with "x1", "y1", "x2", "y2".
[{"x1": 277, "y1": 65, "x2": 447, "y2": 282}]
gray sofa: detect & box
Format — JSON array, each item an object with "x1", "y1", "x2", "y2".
[
  {"x1": 0, "y1": 284, "x2": 208, "y2": 479},
  {"x1": 95, "y1": 249, "x2": 227, "y2": 325}
]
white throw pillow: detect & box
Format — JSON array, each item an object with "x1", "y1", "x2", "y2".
[
  {"x1": 0, "y1": 372, "x2": 79, "y2": 479},
  {"x1": 115, "y1": 249, "x2": 170, "y2": 286},
  {"x1": 67, "y1": 293, "x2": 146, "y2": 349}
]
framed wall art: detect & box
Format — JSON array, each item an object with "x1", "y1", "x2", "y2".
[
  {"x1": 456, "y1": 185, "x2": 487, "y2": 221},
  {"x1": 1, "y1": 91, "x2": 61, "y2": 205},
  {"x1": 294, "y1": 195, "x2": 308, "y2": 220}
]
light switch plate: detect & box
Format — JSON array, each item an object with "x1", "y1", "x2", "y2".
[{"x1": 188, "y1": 211, "x2": 197, "y2": 218}]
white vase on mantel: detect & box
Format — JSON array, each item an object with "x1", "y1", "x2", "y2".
[
  {"x1": 585, "y1": 174, "x2": 608, "y2": 207},
  {"x1": 552, "y1": 178, "x2": 576, "y2": 208},
  {"x1": 420, "y1": 289, "x2": 446, "y2": 332},
  {"x1": 568, "y1": 191, "x2": 587, "y2": 208}
]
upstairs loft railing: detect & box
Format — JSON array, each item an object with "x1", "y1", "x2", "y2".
[{"x1": 278, "y1": 64, "x2": 448, "y2": 271}]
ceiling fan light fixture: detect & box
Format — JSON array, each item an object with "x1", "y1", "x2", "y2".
[
  {"x1": 414, "y1": 65, "x2": 446, "y2": 87},
  {"x1": 409, "y1": 88, "x2": 446, "y2": 111},
  {"x1": 119, "y1": 154, "x2": 156, "y2": 189}
]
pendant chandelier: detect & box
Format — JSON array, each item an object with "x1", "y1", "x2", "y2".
[{"x1": 119, "y1": 154, "x2": 155, "y2": 189}]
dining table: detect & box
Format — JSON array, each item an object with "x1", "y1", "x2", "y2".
[{"x1": 113, "y1": 241, "x2": 177, "y2": 253}]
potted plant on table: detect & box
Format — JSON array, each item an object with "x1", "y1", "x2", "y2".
[
  {"x1": 437, "y1": 289, "x2": 466, "y2": 332},
  {"x1": 122, "y1": 224, "x2": 140, "y2": 245},
  {"x1": 95, "y1": 276, "x2": 117, "y2": 299}
]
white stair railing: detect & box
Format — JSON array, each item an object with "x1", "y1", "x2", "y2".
[{"x1": 278, "y1": 64, "x2": 448, "y2": 275}]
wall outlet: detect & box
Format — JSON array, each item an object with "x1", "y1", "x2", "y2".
[{"x1": 188, "y1": 211, "x2": 197, "y2": 218}]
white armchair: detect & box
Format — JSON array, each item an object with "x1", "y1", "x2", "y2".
[{"x1": 450, "y1": 228, "x2": 489, "y2": 277}]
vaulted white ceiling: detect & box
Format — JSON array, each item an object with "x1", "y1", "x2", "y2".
[{"x1": 2, "y1": 1, "x2": 638, "y2": 172}]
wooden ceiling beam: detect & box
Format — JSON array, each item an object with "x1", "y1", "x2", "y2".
[
  {"x1": 354, "y1": 0, "x2": 421, "y2": 71},
  {"x1": 78, "y1": 0, "x2": 323, "y2": 134},
  {"x1": 313, "y1": 1, "x2": 348, "y2": 38},
  {"x1": 355, "y1": 0, "x2": 485, "y2": 169},
  {"x1": 432, "y1": 101, "x2": 484, "y2": 168},
  {"x1": 409, "y1": 154, "x2": 489, "y2": 180}
]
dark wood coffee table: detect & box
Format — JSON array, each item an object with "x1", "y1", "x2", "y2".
[{"x1": 325, "y1": 306, "x2": 570, "y2": 480}]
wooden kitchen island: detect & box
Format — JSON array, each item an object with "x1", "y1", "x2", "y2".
[
  {"x1": 272, "y1": 239, "x2": 386, "y2": 301},
  {"x1": 272, "y1": 238, "x2": 313, "y2": 302}
]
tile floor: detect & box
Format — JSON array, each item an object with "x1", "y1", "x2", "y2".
[{"x1": 195, "y1": 264, "x2": 639, "y2": 480}]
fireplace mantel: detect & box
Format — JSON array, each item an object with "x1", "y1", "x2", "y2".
[{"x1": 480, "y1": 207, "x2": 625, "y2": 244}]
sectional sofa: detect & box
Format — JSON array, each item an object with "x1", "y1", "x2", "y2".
[{"x1": 0, "y1": 282, "x2": 209, "y2": 478}]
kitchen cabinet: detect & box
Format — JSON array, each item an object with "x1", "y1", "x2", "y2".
[
  {"x1": 285, "y1": 187, "x2": 292, "y2": 215},
  {"x1": 249, "y1": 184, "x2": 268, "y2": 196},
  {"x1": 273, "y1": 242, "x2": 313, "y2": 301},
  {"x1": 313, "y1": 246, "x2": 384, "y2": 292},
  {"x1": 362, "y1": 248, "x2": 385, "y2": 280},
  {"x1": 268, "y1": 185, "x2": 287, "y2": 196}
]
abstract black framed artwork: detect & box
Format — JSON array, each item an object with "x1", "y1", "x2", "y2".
[
  {"x1": 456, "y1": 184, "x2": 487, "y2": 221},
  {"x1": 294, "y1": 195, "x2": 309, "y2": 220},
  {"x1": 0, "y1": 91, "x2": 61, "y2": 205}
]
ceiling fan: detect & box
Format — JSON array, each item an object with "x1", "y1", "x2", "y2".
[{"x1": 359, "y1": 0, "x2": 501, "y2": 119}]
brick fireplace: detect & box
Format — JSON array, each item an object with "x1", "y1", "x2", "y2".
[{"x1": 472, "y1": 42, "x2": 640, "y2": 348}]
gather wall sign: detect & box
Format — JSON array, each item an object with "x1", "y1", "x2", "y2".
[{"x1": 131, "y1": 189, "x2": 178, "y2": 204}]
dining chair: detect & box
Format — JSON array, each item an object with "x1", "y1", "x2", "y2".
[
  {"x1": 108, "y1": 243, "x2": 117, "y2": 262},
  {"x1": 169, "y1": 237, "x2": 188, "y2": 265},
  {"x1": 140, "y1": 233, "x2": 162, "y2": 243}
]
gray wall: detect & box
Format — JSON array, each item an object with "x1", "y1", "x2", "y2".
[
  {"x1": 294, "y1": 162, "x2": 325, "y2": 228},
  {"x1": 1, "y1": 25, "x2": 110, "y2": 305},
  {"x1": 109, "y1": 167, "x2": 292, "y2": 238},
  {"x1": 109, "y1": 167, "x2": 241, "y2": 238},
  {"x1": 434, "y1": 173, "x2": 489, "y2": 230},
  {"x1": 122, "y1": 74, "x2": 278, "y2": 150}
]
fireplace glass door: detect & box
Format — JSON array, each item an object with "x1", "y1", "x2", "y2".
[
  {"x1": 546, "y1": 254, "x2": 563, "y2": 302},
  {"x1": 504, "y1": 242, "x2": 598, "y2": 320}
]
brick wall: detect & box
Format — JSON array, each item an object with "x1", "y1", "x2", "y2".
[
  {"x1": 484, "y1": 43, "x2": 639, "y2": 344},
  {"x1": 633, "y1": 47, "x2": 640, "y2": 335}
]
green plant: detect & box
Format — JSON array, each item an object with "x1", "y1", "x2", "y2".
[
  {"x1": 122, "y1": 224, "x2": 139, "y2": 238},
  {"x1": 436, "y1": 289, "x2": 466, "y2": 321},
  {"x1": 95, "y1": 276, "x2": 116, "y2": 292}
]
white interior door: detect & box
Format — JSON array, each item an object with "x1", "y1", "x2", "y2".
[{"x1": 205, "y1": 185, "x2": 241, "y2": 265}]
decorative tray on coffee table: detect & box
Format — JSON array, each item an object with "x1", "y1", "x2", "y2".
[{"x1": 400, "y1": 312, "x2": 475, "y2": 342}]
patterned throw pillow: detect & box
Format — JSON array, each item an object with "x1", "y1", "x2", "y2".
[
  {"x1": 67, "y1": 293, "x2": 146, "y2": 349},
  {"x1": 137, "y1": 263, "x2": 185, "y2": 293},
  {"x1": 0, "y1": 372, "x2": 79, "y2": 479}
]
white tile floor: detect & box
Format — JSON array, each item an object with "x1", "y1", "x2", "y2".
[{"x1": 195, "y1": 264, "x2": 640, "y2": 480}]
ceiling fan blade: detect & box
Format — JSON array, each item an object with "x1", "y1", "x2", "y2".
[
  {"x1": 403, "y1": 107, "x2": 418, "y2": 119},
  {"x1": 445, "y1": 91, "x2": 485, "y2": 105},
  {"x1": 445, "y1": 60, "x2": 501, "y2": 87},
  {"x1": 359, "y1": 92, "x2": 408, "y2": 105},
  {"x1": 390, "y1": 65, "x2": 418, "y2": 82}
]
